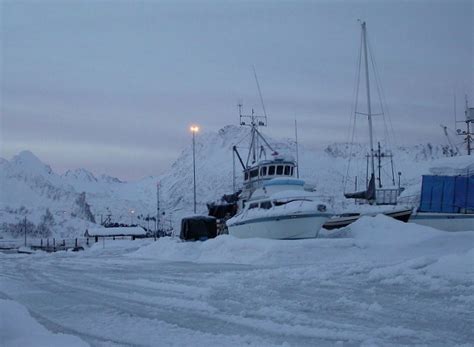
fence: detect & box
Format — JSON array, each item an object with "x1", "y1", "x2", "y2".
[{"x1": 0, "y1": 235, "x2": 163, "y2": 253}]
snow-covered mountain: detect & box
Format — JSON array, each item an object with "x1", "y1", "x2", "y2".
[{"x1": 1, "y1": 125, "x2": 471, "y2": 238}]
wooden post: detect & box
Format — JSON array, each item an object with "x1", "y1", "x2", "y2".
[
  {"x1": 40, "y1": 239, "x2": 43, "y2": 247},
  {"x1": 53, "y1": 238, "x2": 56, "y2": 252},
  {"x1": 63, "y1": 239, "x2": 66, "y2": 247},
  {"x1": 75, "y1": 238, "x2": 78, "y2": 248}
]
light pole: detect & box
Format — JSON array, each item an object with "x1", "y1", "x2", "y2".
[
  {"x1": 23, "y1": 216, "x2": 27, "y2": 247},
  {"x1": 190, "y1": 125, "x2": 199, "y2": 214},
  {"x1": 130, "y1": 209, "x2": 135, "y2": 226}
]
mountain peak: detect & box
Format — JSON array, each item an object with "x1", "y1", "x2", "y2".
[
  {"x1": 98, "y1": 174, "x2": 123, "y2": 184},
  {"x1": 11, "y1": 151, "x2": 53, "y2": 175},
  {"x1": 63, "y1": 168, "x2": 98, "y2": 182}
]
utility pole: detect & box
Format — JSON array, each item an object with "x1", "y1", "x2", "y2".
[
  {"x1": 156, "y1": 182, "x2": 160, "y2": 233},
  {"x1": 457, "y1": 96, "x2": 473, "y2": 155},
  {"x1": 23, "y1": 217, "x2": 27, "y2": 247}
]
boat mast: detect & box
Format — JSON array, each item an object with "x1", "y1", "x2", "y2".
[{"x1": 361, "y1": 21, "x2": 376, "y2": 182}]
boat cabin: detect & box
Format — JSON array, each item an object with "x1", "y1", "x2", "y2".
[{"x1": 243, "y1": 158, "x2": 296, "y2": 191}]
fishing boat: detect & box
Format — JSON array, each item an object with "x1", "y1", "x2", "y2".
[
  {"x1": 226, "y1": 178, "x2": 330, "y2": 239},
  {"x1": 323, "y1": 21, "x2": 412, "y2": 230},
  {"x1": 206, "y1": 107, "x2": 298, "y2": 227},
  {"x1": 207, "y1": 69, "x2": 333, "y2": 238},
  {"x1": 208, "y1": 72, "x2": 299, "y2": 229}
]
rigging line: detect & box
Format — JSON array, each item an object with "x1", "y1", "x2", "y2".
[
  {"x1": 367, "y1": 33, "x2": 398, "y2": 176},
  {"x1": 234, "y1": 129, "x2": 252, "y2": 147},
  {"x1": 252, "y1": 65, "x2": 268, "y2": 120},
  {"x1": 345, "y1": 30, "x2": 362, "y2": 144},
  {"x1": 368, "y1": 36, "x2": 397, "y2": 151},
  {"x1": 344, "y1": 27, "x2": 363, "y2": 193},
  {"x1": 367, "y1": 35, "x2": 390, "y2": 148}
]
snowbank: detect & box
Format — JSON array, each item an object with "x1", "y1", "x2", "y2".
[
  {"x1": 347, "y1": 214, "x2": 443, "y2": 247},
  {"x1": 0, "y1": 299, "x2": 89, "y2": 347},
  {"x1": 130, "y1": 216, "x2": 474, "y2": 287},
  {"x1": 426, "y1": 248, "x2": 474, "y2": 281},
  {"x1": 130, "y1": 235, "x2": 354, "y2": 265}
]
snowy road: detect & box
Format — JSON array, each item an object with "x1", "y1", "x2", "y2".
[{"x1": 1, "y1": 218, "x2": 473, "y2": 346}]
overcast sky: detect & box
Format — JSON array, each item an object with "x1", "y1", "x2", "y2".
[{"x1": 1, "y1": 0, "x2": 472, "y2": 180}]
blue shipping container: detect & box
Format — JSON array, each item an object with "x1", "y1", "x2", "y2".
[{"x1": 419, "y1": 175, "x2": 473, "y2": 213}]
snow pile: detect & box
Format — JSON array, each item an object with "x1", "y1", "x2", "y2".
[
  {"x1": 426, "y1": 248, "x2": 474, "y2": 281},
  {"x1": 0, "y1": 299, "x2": 89, "y2": 347},
  {"x1": 131, "y1": 216, "x2": 474, "y2": 287},
  {"x1": 131, "y1": 235, "x2": 354, "y2": 265},
  {"x1": 347, "y1": 214, "x2": 443, "y2": 247}
]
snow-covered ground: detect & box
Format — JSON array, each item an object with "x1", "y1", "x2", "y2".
[
  {"x1": 0, "y1": 299, "x2": 89, "y2": 347},
  {"x1": 1, "y1": 216, "x2": 473, "y2": 346}
]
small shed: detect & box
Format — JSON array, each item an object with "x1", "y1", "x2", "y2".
[
  {"x1": 84, "y1": 226, "x2": 147, "y2": 241},
  {"x1": 180, "y1": 216, "x2": 217, "y2": 241}
]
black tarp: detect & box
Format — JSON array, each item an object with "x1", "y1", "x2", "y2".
[
  {"x1": 180, "y1": 216, "x2": 217, "y2": 241},
  {"x1": 207, "y1": 202, "x2": 238, "y2": 219},
  {"x1": 344, "y1": 174, "x2": 376, "y2": 201}
]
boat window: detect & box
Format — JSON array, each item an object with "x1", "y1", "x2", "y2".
[
  {"x1": 244, "y1": 172, "x2": 249, "y2": 181},
  {"x1": 260, "y1": 167, "x2": 267, "y2": 176},
  {"x1": 248, "y1": 203, "x2": 258, "y2": 210},
  {"x1": 284, "y1": 166, "x2": 290, "y2": 175},
  {"x1": 268, "y1": 166, "x2": 275, "y2": 175},
  {"x1": 274, "y1": 198, "x2": 311, "y2": 206},
  {"x1": 250, "y1": 169, "x2": 258, "y2": 179},
  {"x1": 273, "y1": 200, "x2": 287, "y2": 206},
  {"x1": 260, "y1": 201, "x2": 272, "y2": 209},
  {"x1": 290, "y1": 167, "x2": 294, "y2": 176},
  {"x1": 276, "y1": 165, "x2": 283, "y2": 175}
]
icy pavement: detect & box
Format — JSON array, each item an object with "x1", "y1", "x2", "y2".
[
  {"x1": 1, "y1": 216, "x2": 473, "y2": 346},
  {"x1": 0, "y1": 299, "x2": 88, "y2": 347}
]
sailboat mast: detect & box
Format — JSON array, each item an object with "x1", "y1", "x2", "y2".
[{"x1": 361, "y1": 21, "x2": 376, "y2": 180}]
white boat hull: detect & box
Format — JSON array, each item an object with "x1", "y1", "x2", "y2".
[
  {"x1": 227, "y1": 213, "x2": 328, "y2": 239},
  {"x1": 322, "y1": 207, "x2": 412, "y2": 230},
  {"x1": 409, "y1": 213, "x2": 474, "y2": 232}
]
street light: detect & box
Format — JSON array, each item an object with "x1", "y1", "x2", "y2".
[
  {"x1": 130, "y1": 209, "x2": 135, "y2": 226},
  {"x1": 190, "y1": 125, "x2": 199, "y2": 214}
]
